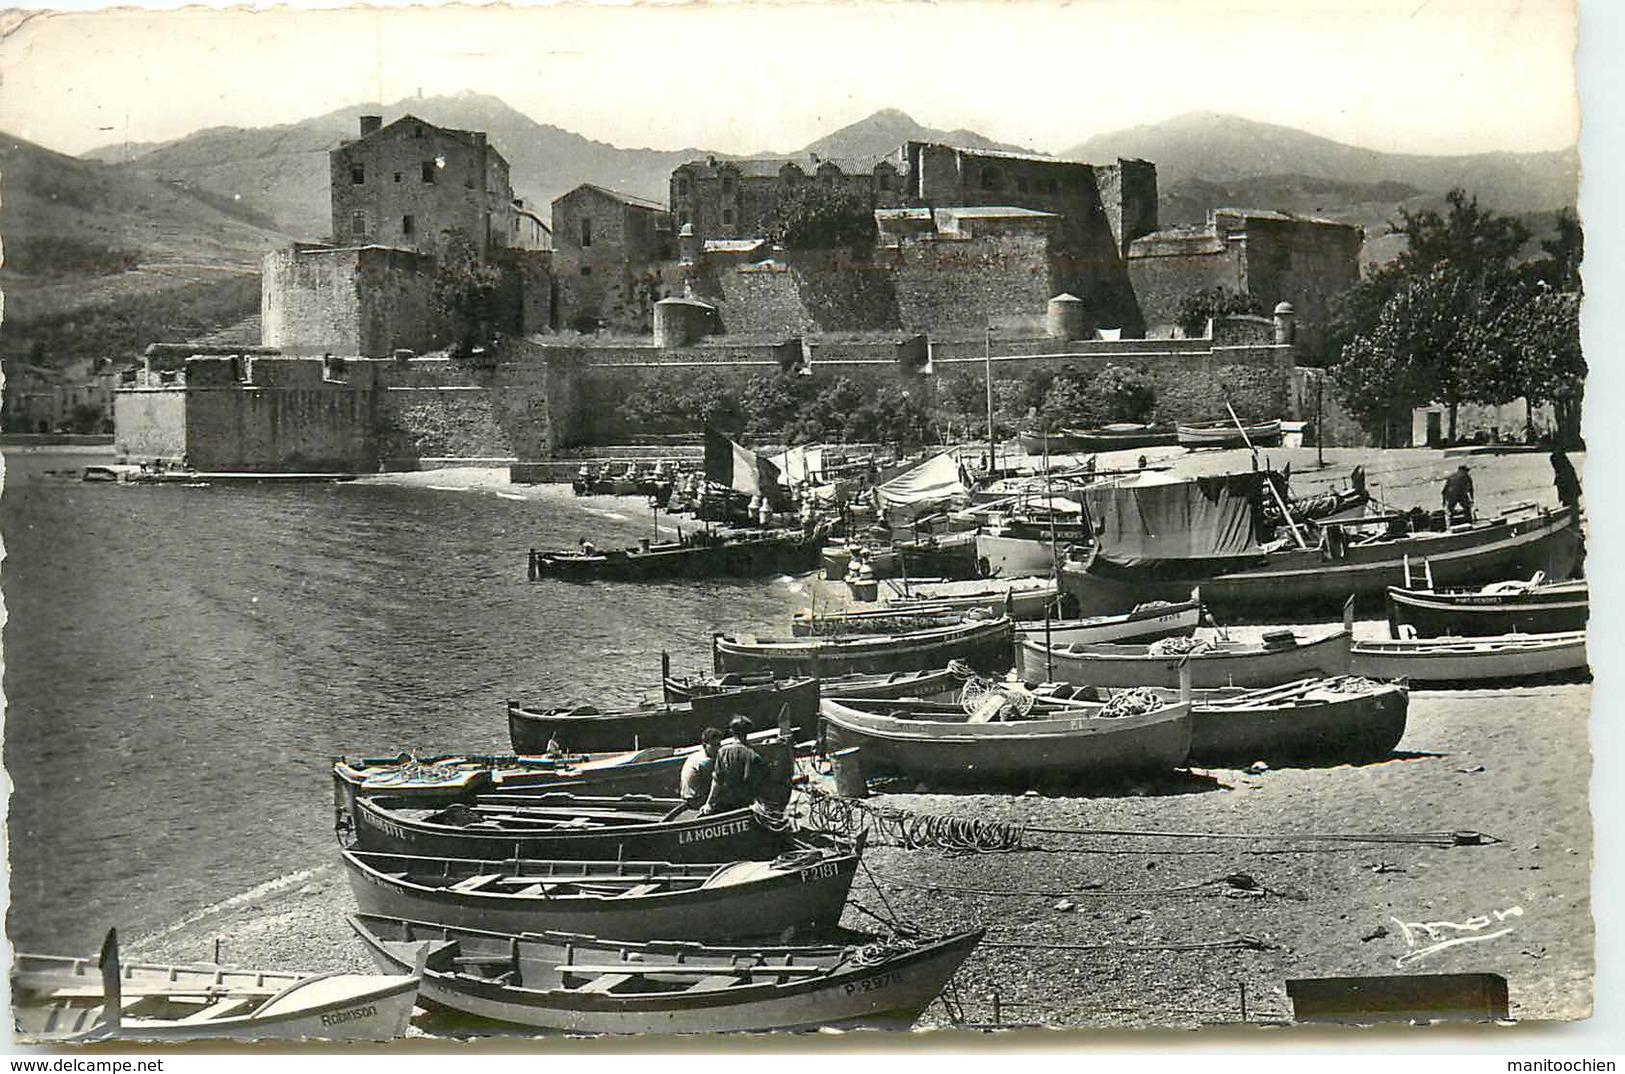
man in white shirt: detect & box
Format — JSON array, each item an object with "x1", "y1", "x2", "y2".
[{"x1": 679, "y1": 727, "x2": 725, "y2": 807}]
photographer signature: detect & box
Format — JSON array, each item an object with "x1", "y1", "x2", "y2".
[{"x1": 1390, "y1": 905, "x2": 1524, "y2": 967}]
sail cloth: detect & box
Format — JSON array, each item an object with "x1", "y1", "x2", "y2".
[
  {"x1": 769, "y1": 445, "x2": 823, "y2": 486},
  {"x1": 875, "y1": 452, "x2": 970, "y2": 513},
  {"x1": 704, "y1": 428, "x2": 781, "y2": 499},
  {"x1": 1084, "y1": 471, "x2": 1268, "y2": 567}
]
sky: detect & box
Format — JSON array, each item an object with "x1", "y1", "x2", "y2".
[{"x1": 0, "y1": 0, "x2": 1582, "y2": 160}]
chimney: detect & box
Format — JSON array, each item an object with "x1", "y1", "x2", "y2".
[{"x1": 360, "y1": 115, "x2": 382, "y2": 136}]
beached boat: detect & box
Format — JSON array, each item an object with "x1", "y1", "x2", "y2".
[
  {"x1": 818, "y1": 694, "x2": 1192, "y2": 786},
  {"x1": 662, "y1": 666, "x2": 962, "y2": 705},
  {"x1": 820, "y1": 535, "x2": 981, "y2": 582},
  {"x1": 1027, "y1": 676, "x2": 1409, "y2": 764},
  {"x1": 1018, "y1": 430, "x2": 1082, "y2": 456},
  {"x1": 12, "y1": 930, "x2": 418, "y2": 1043},
  {"x1": 713, "y1": 616, "x2": 1015, "y2": 678},
  {"x1": 1064, "y1": 470, "x2": 1582, "y2": 617},
  {"x1": 1176, "y1": 419, "x2": 1284, "y2": 449},
  {"x1": 1385, "y1": 578, "x2": 1589, "y2": 638},
  {"x1": 1062, "y1": 423, "x2": 1180, "y2": 453},
  {"x1": 1018, "y1": 593, "x2": 1201, "y2": 645},
  {"x1": 1349, "y1": 631, "x2": 1589, "y2": 685},
  {"x1": 880, "y1": 576, "x2": 1059, "y2": 619},
  {"x1": 340, "y1": 842, "x2": 861, "y2": 944},
  {"x1": 528, "y1": 528, "x2": 820, "y2": 582},
  {"x1": 507, "y1": 677, "x2": 817, "y2": 754},
  {"x1": 350, "y1": 914, "x2": 985, "y2": 1034},
  {"x1": 350, "y1": 792, "x2": 796, "y2": 863},
  {"x1": 1018, "y1": 616, "x2": 1353, "y2": 689}
]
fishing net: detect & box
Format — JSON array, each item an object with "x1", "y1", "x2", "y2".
[
  {"x1": 363, "y1": 756, "x2": 469, "y2": 786},
  {"x1": 959, "y1": 677, "x2": 1036, "y2": 721},
  {"x1": 1311, "y1": 676, "x2": 1386, "y2": 695},
  {"x1": 1147, "y1": 636, "x2": 1216, "y2": 656},
  {"x1": 1099, "y1": 688, "x2": 1165, "y2": 718}
]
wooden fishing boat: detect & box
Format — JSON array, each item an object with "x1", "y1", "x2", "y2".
[
  {"x1": 1019, "y1": 593, "x2": 1201, "y2": 645},
  {"x1": 528, "y1": 528, "x2": 820, "y2": 583},
  {"x1": 713, "y1": 616, "x2": 1015, "y2": 678},
  {"x1": 1027, "y1": 676, "x2": 1409, "y2": 764},
  {"x1": 1349, "y1": 631, "x2": 1589, "y2": 685},
  {"x1": 661, "y1": 666, "x2": 962, "y2": 704},
  {"x1": 974, "y1": 532, "x2": 1065, "y2": 579},
  {"x1": 333, "y1": 735, "x2": 790, "y2": 820},
  {"x1": 340, "y1": 842, "x2": 861, "y2": 944},
  {"x1": 1386, "y1": 578, "x2": 1589, "y2": 638},
  {"x1": 1017, "y1": 618, "x2": 1353, "y2": 689},
  {"x1": 1061, "y1": 423, "x2": 1179, "y2": 453},
  {"x1": 12, "y1": 930, "x2": 418, "y2": 1043},
  {"x1": 350, "y1": 914, "x2": 985, "y2": 1034},
  {"x1": 1066, "y1": 481, "x2": 1582, "y2": 618},
  {"x1": 818, "y1": 695, "x2": 1192, "y2": 786},
  {"x1": 819, "y1": 535, "x2": 981, "y2": 583},
  {"x1": 507, "y1": 677, "x2": 815, "y2": 754},
  {"x1": 880, "y1": 576, "x2": 1060, "y2": 620},
  {"x1": 1176, "y1": 419, "x2": 1283, "y2": 449},
  {"x1": 1018, "y1": 429, "x2": 1082, "y2": 456},
  {"x1": 350, "y1": 792, "x2": 796, "y2": 863}
]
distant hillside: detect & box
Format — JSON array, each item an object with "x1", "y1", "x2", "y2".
[
  {"x1": 91, "y1": 93, "x2": 720, "y2": 238},
  {"x1": 0, "y1": 132, "x2": 287, "y2": 364},
  {"x1": 1067, "y1": 111, "x2": 1578, "y2": 215},
  {"x1": 795, "y1": 108, "x2": 1034, "y2": 161}
]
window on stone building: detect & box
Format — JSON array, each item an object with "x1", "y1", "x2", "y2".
[
  {"x1": 1047, "y1": 178, "x2": 1059, "y2": 195},
  {"x1": 580, "y1": 266, "x2": 592, "y2": 276},
  {"x1": 721, "y1": 175, "x2": 735, "y2": 195},
  {"x1": 581, "y1": 218, "x2": 593, "y2": 247},
  {"x1": 422, "y1": 160, "x2": 436, "y2": 183},
  {"x1": 394, "y1": 172, "x2": 402, "y2": 183},
  {"x1": 722, "y1": 209, "x2": 734, "y2": 227},
  {"x1": 351, "y1": 163, "x2": 366, "y2": 185},
  {"x1": 1016, "y1": 176, "x2": 1030, "y2": 194},
  {"x1": 676, "y1": 177, "x2": 690, "y2": 197},
  {"x1": 351, "y1": 211, "x2": 366, "y2": 239},
  {"x1": 402, "y1": 215, "x2": 415, "y2": 238},
  {"x1": 878, "y1": 171, "x2": 894, "y2": 192},
  {"x1": 414, "y1": 125, "x2": 425, "y2": 138},
  {"x1": 981, "y1": 166, "x2": 1002, "y2": 192}
]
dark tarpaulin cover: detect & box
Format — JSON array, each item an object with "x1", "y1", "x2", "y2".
[
  {"x1": 704, "y1": 427, "x2": 782, "y2": 500},
  {"x1": 1084, "y1": 472, "x2": 1267, "y2": 567}
]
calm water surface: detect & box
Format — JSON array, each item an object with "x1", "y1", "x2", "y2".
[{"x1": 2, "y1": 452, "x2": 806, "y2": 954}]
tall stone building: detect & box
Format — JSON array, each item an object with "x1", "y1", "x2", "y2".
[
  {"x1": 1127, "y1": 208, "x2": 1364, "y2": 358},
  {"x1": 328, "y1": 114, "x2": 524, "y2": 261},
  {"x1": 551, "y1": 184, "x2": 675, "y2": 333},
  {"x1": 669, "y1": 154, "x2": 907, "y2": 241}
]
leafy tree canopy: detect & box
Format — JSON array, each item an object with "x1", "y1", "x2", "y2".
[
  {"x1": 1175, "y1": 287, "x2": 1262, "y2": 338},
  {"x1": 765, "y1": 183, "x2": 877, "y2": 251}
]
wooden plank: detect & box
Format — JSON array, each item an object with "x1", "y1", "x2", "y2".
[
  {"x1": 556, "y1": 963, "x2": 823, "y2": 977},
  {"x1": 449, "y1": 874, "x2": 502, "y2": 893},
  {"x1": 686, "y1": 975, "x2": 741, "y2": 993},
  {"x1": 617, "y1": 883, "x2": 663, "y2": 898},
  {"x1": 574, "y1": 973, "x2": 634, "y2": 994}
]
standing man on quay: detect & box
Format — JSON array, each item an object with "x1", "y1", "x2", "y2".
[
  {"x1": 1442, "y1": 464, "x2": 1475, "y2": 523},
  {"x1": 1551, "y1": 449, "x2": 1582, "y2": 510},
  {"x1": 702, "y1": 716, "x2": 767, "y2": 815}
]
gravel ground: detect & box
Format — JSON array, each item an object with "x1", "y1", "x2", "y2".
[{"x1": 113, "y1": 446, "x2": 1595, "y2": 1040}]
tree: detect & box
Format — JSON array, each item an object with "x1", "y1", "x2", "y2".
[
  {"x1": 1175, "y1": 286, "x2": 1262, "y2": 338},
  {"x1": 1084, "y1": 364, "x2": 1156, "y2": 424},
  {"x1": 765, "y1": 183, "x2": 877, "y2": 251},
  {"x1": 430, "y1": 232, "x2": 504, "y2": 354}
]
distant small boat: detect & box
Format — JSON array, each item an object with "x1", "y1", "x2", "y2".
[
  {"x1": 1386, "y1": 579, "x2": 1589, "y2": 638},
  {"x1": 713, "y1": 616, "x2": 1015, "y2": 678},
  {"x1": 507, "y1": 677, "x2": 817, "y2": 753},
  {"x1": 882, "y1": 576, "x2": 1060, "y2": 620},
  {"x1": 818, "y1": 694, "x2": 1192, "y2": 786},
  {"x1": 12, "y1": 929, "x2": 418, "y2": 1043},
  {"x1": 1061, "y1": 423, "x2": 1179, "y2": 453},
  {"x1": 340, "y1": 842, "x2": 861, "y2": 943},
  {"x1": 350, "y1": 792, "x2": 795, "y2": 863},
  {"x1": 1177, "y1": 419, "x2": 1284, "y2": 449},
  {"x1": 662, "y1": 666, "x2": 962, "y2": 704},
  {"x1": 1019, "y1": 593, "x2": 1202, "y2": 646},
  {"x1": 1018, "y1": 619, "x2": 1353, "y2": 689},
  {"x1": 1017, "y1": 430, "x2": 1082, "y2": 456},
  {"x1": 1349, "y1": 631, "x2": 1588, "y2": 685},
  {"x1": 528, "y1": 529, "x2": 821, "y2": 582},
  {"x1": 350, "y1": 913, "x2": 985, "y2": 1034}
]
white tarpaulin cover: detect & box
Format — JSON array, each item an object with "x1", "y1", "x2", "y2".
[{"x1": 875, "y1": 451, "x2": 970, "y2": 511}]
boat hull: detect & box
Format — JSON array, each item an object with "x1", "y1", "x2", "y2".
[
  {"x1": 1177, "y1": 421, "x2": 1283, "y2": 449},
  {"x1": 1349, "y1": 632, "x2": 1589, "y2": 685},
  {"x1": 508, "y1": 679, "x2": 817, "y2": 753},
  {"x1": 1386, "y1": 583, "x2": 1589, "y2": 638},
  {"x1": 1187, "y1": 682, "x2": 1409, "y2": 764},
  {"x1": 1062, "y1": 425, "x2": 1179, "y2": 453},
  {"x1": 531, "y1": 532, "x2": 819, "y2": 583},
  {"x1": 351, "y1": 916, "x2": 984, "y2": 1034},
  {"x1": 974, "y1": 532, "x2": 1063, "y2": 579},
  {"x1": 351, "y1": 795, "x2": 794, "y2": 862},
  {"x1": 819, "y1": 698, "x2": 1192, "y2": 786},
  {"x1": 714, "y1": 618, "x2": 1015, "y2": 678},
  {"x1": 1018, "y1": 630, "x2": 1352, "y2": 689},
  {"x1": 341, "y1": 849, "x2": 859, "y2": 944},
  {"x1": 1066, "y1": 507, "x2": 1582, "y2": 618},
  {"x1": 1019, "y1": 598, "x2": 1200, "y2": 646}
]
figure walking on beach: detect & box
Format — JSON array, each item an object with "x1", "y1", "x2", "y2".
[
  {"x1": 1551, "y1": 449, "x2": 1581, "y2": 510},
  {"x1": 1441, "y1": 464, "x2": 1474, "y2": 523}
]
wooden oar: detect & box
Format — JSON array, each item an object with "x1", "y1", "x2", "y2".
[{"x1": 97, "y1": 929, "x2": 121, "y2": 1035}]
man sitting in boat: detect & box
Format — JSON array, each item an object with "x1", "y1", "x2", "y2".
[
  {"x1": 577, "y1": 537, "x2": 597, "y2": 556},
  {"x1": 702, "y1": 717, "x2": 767, "y2": 815},
  {"x1": 680, "y1": 728, "x2": 724, "y2": 807},
  {"x1": 1442, "y1": 465, "x2": 1475, "y2": 523}
]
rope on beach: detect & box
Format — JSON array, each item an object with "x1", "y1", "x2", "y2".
[
  {"x1": 1022, "y1": 825, "x2": 1498, "y2": 848},
  {"x1": 866, "y1": 870, "x2": 1306, "y2": 901},
  {"x1": 804, "y1": 790, "x2": 1027, "y2": 853},
  {"x1": 981, "y1": 935, "x2": 1282, "y2": 953}
]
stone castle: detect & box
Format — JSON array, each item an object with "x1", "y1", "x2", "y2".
[{"x1": 113, "y1": 113, "x2": 1366, "y2": 471}]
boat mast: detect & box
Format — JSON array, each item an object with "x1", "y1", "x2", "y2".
[
  {"x1": 983, "y1": 324, "x2": 996, "y2": 476},
  {"x1": 1044, "y1": 431, "x2": 1056, "y2": 682},
  {"x1": 1225, "y1": 399, "x2": 1307, "y2": 550}
]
